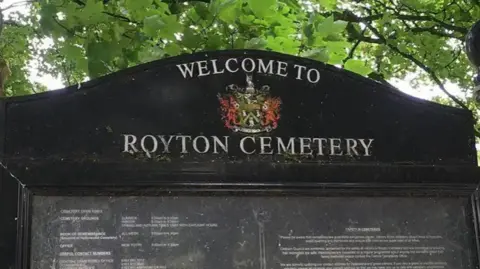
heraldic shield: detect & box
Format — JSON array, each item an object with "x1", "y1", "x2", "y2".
[{"x1": 218, "y1": 74, "x2": 282, "y2": 134}]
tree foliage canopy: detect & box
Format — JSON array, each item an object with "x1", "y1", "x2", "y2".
[{"x1": 0, "y1": 0, "x2": 480, "y2": 138}]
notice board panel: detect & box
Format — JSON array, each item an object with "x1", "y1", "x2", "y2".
[{"x1": 30, "y1": 195, "x2": 476, "y2": 269}]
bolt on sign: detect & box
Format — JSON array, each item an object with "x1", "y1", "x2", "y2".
[{"x1": 0, "y1": 50, "x2": 479, "y2": 269}]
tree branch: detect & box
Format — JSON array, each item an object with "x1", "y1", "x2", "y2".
[
  {"x1": 361, "y1": 21, "x2": 470, "y2": 110},
  {"x1": 323, "y1": 11, "x2": 383, "y2": 22},
  {"x1": 347, "y1": 9, "x2": 474, "y2": 116},
  {"x1": 346, "y1": 24, "x2": 382, "y2": 44},
  {"x1": 3, "y1": 20, "x2": 21, "y2": 27},
  {"x1": 0, "y1": 8, "x2": 3, "y2": 38},
  {"x1": 443, "y1": 50, "x2": 461, "y2": 69},
  {"x1": 71, "y1": 0, "x2": 86, "y2": 6},
  {"x1": 409, "y1": 27, "x2": 463, "y2": 40},
  {"x1": 428, "y1": 70, "x2": 470, "y2": 110},
  {"x1": 355, "y1": 15, "x2": 479, "y2": 138},
  {"x1": 323, "y1": 10, "x2": 468, "y2": 36},
  {"x1": 342, "y1": 28, "x2": 365, "y2": 67},
  {"x1": 102, "y1": 11, "x2": 135, "y2": 23},
  {"x1": 0, "y1": 59, "x2": 11, "y2": 97},
  {"x1": 1, "y1": 0, "x2": 34, "y2": 11},
  {"x1": 368, "y1": 72, "x2": 398, "y2": 89},
  {"x1": 52, "y1": 17, "x2": 85, "y2": 38},
  {"x1": 395, "y1": 14, "x2": 468, "y2": 34},
  {"x1": 71, "y1": 0, "x2": 139, "y2": 24},
  {"x1": 342, "y1": 39, "x2": 361, "y2": 66}
]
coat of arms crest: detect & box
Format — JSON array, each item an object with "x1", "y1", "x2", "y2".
[{"x1": 218, "y1": 74, "x2": 282, "y2": 134}]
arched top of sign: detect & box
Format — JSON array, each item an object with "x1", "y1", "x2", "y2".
[
  {"x1": 2, "y1": 49, "x2": 477, "y2": 173},
  {"x1": 3, "y1": 50, "x2": 471, "y2": 115}
]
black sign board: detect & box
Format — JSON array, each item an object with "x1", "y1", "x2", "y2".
[{"x1": 0, "y1": 50, "x2": 479, "y2": 269}]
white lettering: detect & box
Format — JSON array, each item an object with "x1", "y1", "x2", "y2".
[
  {"x1": 212, "y1": 136, "x2": 229, "y2": 153},
  {"x1": 158, "y1": 135, "x2": 174, "y2": 153},
  {"x1": 226, "y1": 58, "x2": 239, "y2": 73},
  {"x1": 277, "y1": 61, "x2": 288, "y2": 77},
  {"x1": 176, "y1": 63, "x2": 195, "y2": 78},
  {"x1": 123, "y1": 134, "x2": 138, "y2": 153},
  {"x1": 346, "y1": 138, "x2": 359, "y2": 156},
  {"x1": 313, "y1": 138, "x2": 328, "y2": 156},
  {"x1": 176, "y1": 58, "x2": 321, "y2": 84},
  {"x1": 359, "y1": 139, "x2": 374, "y2": 156},
  {"x1": 141, "y1": 135, "x2": 158, "y2": 158},
  {"x1": 307, "y1": 68, "x2": 320, "y2": 83},
  {"x1": 193, "y1": 136, "x2": 210, "y2": 153},
  {"x1": 240, "y1": 136, "x2": 255, "y2": 154},
  {"x1": 241, "y1": 58, "x2": 256, "y2": 73},
  {"x1": 176, "y1": 135, "x2": 192, "y2": 154},
  {"x1": 299, "y1": 137, "x2": 313, "y2": 155},
  {"x1": 277, "y1": 137, "x2": 295, "y2": 154},
  {"x1": 121, "y1": 135, "x2": 375, "y2": 158},
  {"x1": 260, "y1": 137, "x2": 273, "y2": 154},
  {"x1": 211, "y1": 59, "x2": 225, "y2": 74},
  {"x1": 196, "y1": 60, "x2": 210, "y2": 77},
  {"x1": 329, "y1": 138, "x2": 343, "y2": 156},
  {"x1": 294, "y1": 64, "x2": 307, "y2": 80},
  {"x1": 258, "y1": 59, "x2": 274, "y2": 74}
]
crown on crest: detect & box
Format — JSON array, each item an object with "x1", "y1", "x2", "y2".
[{"x1": 226, "y1": 74, "x2": 270, "y2": 94}]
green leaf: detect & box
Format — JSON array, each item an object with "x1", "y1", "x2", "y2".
[
  {"x1": 181, "y1": 28, "x2": 201, "y2": 50},
  {"x1": 206, "y1": 34, "x2": 224, "y2": 50},
  {"x1": 265, "y1": 36, "x2": 283, "y2": 51},
  {"x1": 248, "y1": 0, "x2": 276, "y2": 18},
  {"x1": 138, "y1": 46, "x2": 165, "y2": 63},
  {"x1": 217, "y1": 0, "x2": 239, "y2": 23},
  {"x1": 234, "y1": 38, "x2": 246, "y2": 49},
  {"x1": 143, "y1": 14, "x2": 182, "y2": 39},
  {"x1": 60, "y1": 43, "x2": 84, "y2": 60},
  {"x1": 77, "y1": 57, "x2": 89, "y2": 73},
  {"x1": 323, "y1": 33, "x2": 344, "y2": 42},
  {"x1": 143, "y1": 15, "x2": 165, "y2": 37},
  {"x1": 239, "y1": 14, "x2": 256, "y2": 24},
  {"x1": 399, "y1": 0, "x2": 423, "y2": 9},
  {"x1": 86, "y1": 40, "x2": 120, "y2": 63},
  {"x1": 318, "y1": 0, "x2": 337, "y2": 11},
  {"x1": 303, "y1": 24, "x2": 314, "y2": 38},
  {"x1": 38, "y1": 4, "x2": 57, "y2": 34},
  {"x1": 327, "y1": 53, "x2": 345, "y2": 65},
  {"x1": 158, "y1": 15, "x2": 183, "y2": 39},
  {"x1": 283, "y1": 0, "x2": 301, "y2": 9},
  {"x1": 88, "y1": 59, "x2": 109, "y2": 78},
  {"x1": 194, "y1": 3, "x2": 210, "y2": 20},
  {"x1": 77, "y1": 0, "x2": 105, "y2": 24},
  {"x1": 398, "y1": 43, "x2": 408, "y2": 53},
  {"x1": 316, "y1": 16, "x2": 347, "y2": 37},
  {"x1": 153, "y1": 0, "x2": 170, "y2": 13},
  {"x1": 315, "y1": 16, "x2": 334, "y2": 37},
  {"x1": 112, "y1": 24, "x2": 125, "y2": 41},
  {"x1": 279, "y1": 37, "x2": 301, "y2": 54},
  {"x1": 325, "y1": 41, "x2": 350, "y2": 55},
  {"x1": 123, "y1": 49, "x2": 139, "y2": 64},
  {"x1": 126, "y1": 0, "x2": 153, "y2": 12},
  {"x1": 332, "y1": 20, "x2": 348, "y2": 32},
  {"x1": 344, "y1": 59, "x2": 373, "y2": 76},
  {"x1": 164, "y1": 43, "x2": 182, "y2": 56},
  {"x1": 244, "y1": 38, "x2": 267, "y2": 49},
  {"x1": 301, "y1": 48, "x2": 329, "y2": 62}
]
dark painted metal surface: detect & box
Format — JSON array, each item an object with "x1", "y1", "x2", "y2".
[
  {"x1": 0, "y1": 50, "x2": 478, "y2": 268},
  {"x1": 3, "y1": 50, "x2": 478, "y2": 167}
]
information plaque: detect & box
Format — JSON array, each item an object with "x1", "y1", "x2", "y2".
[{"x1": 31, "y1": 195, "x2": 475, "y2": 269}]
